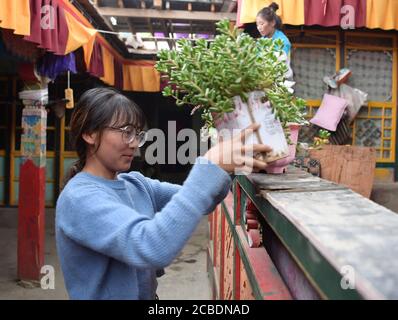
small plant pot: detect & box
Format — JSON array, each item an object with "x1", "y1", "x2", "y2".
[
  {"x1": 265, "y1": 123, "x2": 301, "y2": 174},
  {"x1": 213, "y1": 91, "x2": 290, "y2": 164}
]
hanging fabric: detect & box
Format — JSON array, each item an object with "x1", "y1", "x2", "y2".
[
  {"x1": 87, "y1": 40, "x2": 104, "y2": 78},
  {"x1": 36, "y1": 51, "x2": 77, "y2": 80},
  {"x1": 366, "y1": 0, "x2": 398, "y2": 30},
  {"x1": 237, "y1": 0, "x2": 305, "y2": 26},
  {"x1": 64, "y1": 10, "x2": 97, "y2": 55},
  {"x1": 18, "y1": 63, "x2": 39, "y2": 82},
  {"x1": 101, "y1": 46, "x2": 115, "y2": 86},
  {"x1": 0, "y1": 0, "x2": 31, "y2": 36},
  {"x1": 113, "y1": 58, "x2": 124, "y2": 90},
  {"x1": 73, "y1": 47, "x2": 87, "y2": 74},
  {"x1": 123, "y1": 64, "x2": 160, "y2": 92},
  {"x1": 24, "y1": 0, "x2": 69, "y2": 55},
  {"x1": 304, "y1": 0, "x2": 366, "y2": 28}
]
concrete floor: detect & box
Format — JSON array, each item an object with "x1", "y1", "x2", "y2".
[{"x1": 0, "y1": 208, "x2": 211, "y2": 300}]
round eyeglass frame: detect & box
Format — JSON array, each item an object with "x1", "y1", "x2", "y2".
[{"x1": 107, "y1": 126, "x2": 147, "y2": 147}]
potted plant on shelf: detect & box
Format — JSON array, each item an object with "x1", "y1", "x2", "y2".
[{"x1": 156, "y1": 19, "x2": 307, "y2": 173}]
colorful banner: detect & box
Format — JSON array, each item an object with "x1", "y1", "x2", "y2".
[
  {"x1": 0, "y1": 0, "x2": 164, "y2": 92},
  {"x1": 237, "y1": 0, "x2": 305, "y2": 26},
  {"x1": 0, "y1": 0, "x2": 31, "y2": 36},
  {"x1": 366, "y1": 0, "x2": 398, "y2": 30},
  {"x1": 123, "y1": 64, "x2": 160, "y2": 92},
  {"x1": 237, "y1": 0, "x2": 398, "y2": 31}
]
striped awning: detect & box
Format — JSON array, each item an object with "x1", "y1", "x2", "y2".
[{"x1": 238, "y1": 0, "x2": 398, "y2": 31}]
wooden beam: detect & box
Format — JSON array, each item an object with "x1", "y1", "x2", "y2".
[
  {"x1": 117, "y1": 0, "x2": 136, "y2": 37},
  {"x1": 97, "y1": 7, "x2": 236, "y2": 21}
]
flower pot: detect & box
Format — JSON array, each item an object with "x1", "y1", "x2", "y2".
[
  {"x1": 213, "y1": 91, "x2": 290, "y2": 164},
  {"x1": 265, "y1": 123, "x2": 301, "y2": 174}
]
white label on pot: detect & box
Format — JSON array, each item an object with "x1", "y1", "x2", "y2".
[{"x1": 215, "y1": 91, "x2": 289, "y2": 163}]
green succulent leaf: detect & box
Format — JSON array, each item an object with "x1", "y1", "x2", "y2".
[{"x1": 156, "y1": 19, "x2": 307, "y2": 127}]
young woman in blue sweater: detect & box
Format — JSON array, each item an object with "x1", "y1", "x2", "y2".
[{"x1": 56, "y1": 87, "x2": 272, "y2": 300}]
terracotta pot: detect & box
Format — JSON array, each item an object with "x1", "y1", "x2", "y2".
[{"x1": 265, "y1": 123, "x2": 301, "y2": 174}]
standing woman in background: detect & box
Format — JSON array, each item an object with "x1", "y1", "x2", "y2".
[{"x1": 256, "y1": 2, "x2": 293, "y2": 80}]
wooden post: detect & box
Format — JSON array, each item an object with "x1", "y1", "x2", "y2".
[{"x1": 17, "y1": 97, "x2": 47, "y2": 283}]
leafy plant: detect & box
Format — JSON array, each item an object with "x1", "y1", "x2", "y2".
[
  {"x1": 311, "y1": 129, "x2": 331, "y2": 149},
  {"x1": 156, "y1": 19, "x2": 307, "y2": 130}
]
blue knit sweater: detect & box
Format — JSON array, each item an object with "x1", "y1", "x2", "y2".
[{"x1": 55, "y1": 157, "x2": 231, "y2": 300}]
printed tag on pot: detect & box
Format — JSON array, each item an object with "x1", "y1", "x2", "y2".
[{"x1": 215, "y1": 91, "x2": 289, "y2": 163}]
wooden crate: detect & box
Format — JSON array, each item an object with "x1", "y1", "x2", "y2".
[{"x1": 309, "y1": 145, "x2": 376, "y2": 198}]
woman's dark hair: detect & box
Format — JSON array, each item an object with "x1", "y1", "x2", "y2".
[
  {"x1": 257, "y1": 2, "x2": 283, "y2": 30},
  {"x1": 62, "y1": 87, "x2": 146, "y2": 187}
]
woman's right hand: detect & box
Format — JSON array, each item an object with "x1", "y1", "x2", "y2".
[{"x1": 203, "y1": 123, "x2": 273, "y2": 174}]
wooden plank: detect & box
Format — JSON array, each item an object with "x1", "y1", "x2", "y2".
[
  {"x1": 239, "y1": 255, "x2": 256, "y2": 300},
  {"x1": 264, "y1": 188, "x2": 398, "y2": 299},
  {"x1": 215, "y1": 204, "x2": 222, "y2": 273},
  {"x1": 235, "y1": 226, "x2": 292, "y2": 300},
  {"x1": 309, "y1": 145, "x2": 376, "y2": 198},
  {"x1": 247, "y1": 170, "x2": 347, "y2": 193},
  {"x1": 223, "y1": 214, "x2": 234, "y2": 300},
  {"x1": 97, "y1": 7, "x2": 237, "y2": 21},
  {"x1": 206, "y1": 248, "x2": 217, "y2": 299}
]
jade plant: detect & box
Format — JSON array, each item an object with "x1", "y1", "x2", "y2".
[{"x1": 156, "y1": 19, "x2": 307, "y2": 132}]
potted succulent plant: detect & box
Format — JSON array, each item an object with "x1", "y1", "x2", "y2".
[{"x1": 156, "y1": 19, "x2": 307, "y2": 172}]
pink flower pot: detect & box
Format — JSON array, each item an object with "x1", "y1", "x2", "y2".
[
  {"x1": 265, "y1": 123, "x2": 301, "y2": 174},
  {"x1": 212, "y1": 92, "x2": 290, "y2": 164}
]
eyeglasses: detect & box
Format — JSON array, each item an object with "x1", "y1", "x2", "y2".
[{"x1": 107, "y1": 125, "x2": 147, "y2": 147}]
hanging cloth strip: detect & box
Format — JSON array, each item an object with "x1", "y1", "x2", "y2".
[
  {"x1": 63, "y1": 10, "x2": 97, "y2": 55},
  {"x1": 304, "y1": 0, "x2": 366, "y2": 28},
  {"x1": 123, "y1": 64, "x2": 160, "y2": 92},
  {"x1": 237, "y1": 0, "x2": 305, "y2": 26},
  {"x1": 366, "y1": 0, "x2": 398, "y2": 30},
  {"x1": 100, "y1": 46, "x2": 115, "y2": 86},
  {"x1": 87, "y1": 39, "x2": 104, "y2": 78},
  {"x1": 113, "y1": 58, "x2": 124, "y2": 90},
  {"x1": 0, "y1": 0, "x2": 31, "y2": 36},
  {"x1": 36, "y1": 51, "x2": 77, "y2": 80},
  {"x1": 24, "y1": 0, "x2": 69, "y2": 55}
]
